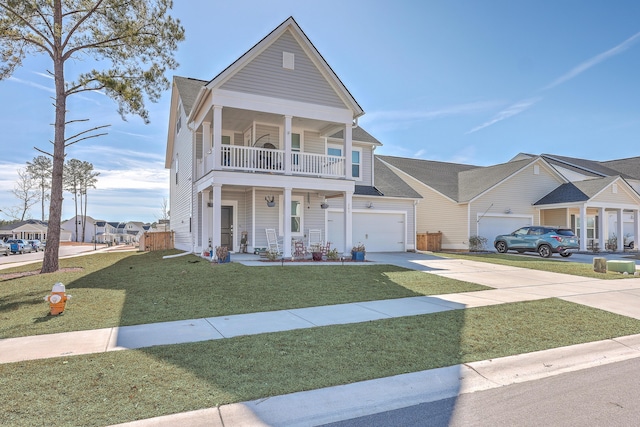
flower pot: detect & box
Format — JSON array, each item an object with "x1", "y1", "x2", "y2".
[
  {"x1": 351, "y1": 251, "x2": 365, "y2": 261},
  {"x1": 218, "y1": 253, "x2": 231, "y2": 264},
  {"x1": 312, "y1": 252, "x2": 323, "y2": 261}
]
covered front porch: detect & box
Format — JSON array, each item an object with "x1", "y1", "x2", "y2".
[
  {"x1": 540, "y1": 205, "x2": 640, "y2": 252},
  {"x1": 195, "y1": 171, "x2": 356, "y2": 258}
]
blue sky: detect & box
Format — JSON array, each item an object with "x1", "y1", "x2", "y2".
[{"x1": 1, "y1": 1, "x2": 639, "y2": 223}]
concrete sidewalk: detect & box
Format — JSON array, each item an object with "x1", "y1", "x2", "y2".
[{"x1": 5, "y1": 252, "x2": 640, "y2": 426}]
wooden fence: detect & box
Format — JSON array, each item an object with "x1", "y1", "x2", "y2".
[
  {"x1": 416, "y1": 231, "x2": 442, "y2": 252},
  {"x1": 140, "y1": 231, "x2": 174, "y2": 252}
]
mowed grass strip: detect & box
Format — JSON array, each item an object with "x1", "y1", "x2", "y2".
[
  {"x1": 0, "y1": 251, "x2": 488, "y2": 338},
  {"x1": 3, "y1": 298, "x2": 640, "y2": 427},
  {"x1": 439, "y1": 252, "x2": 638, "y2": 279}
]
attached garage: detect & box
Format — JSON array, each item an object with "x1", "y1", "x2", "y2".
[
  {"x1": 477, "y1": 215, "x2": 532, "y2": 251},
  {"x1": 328, "y1": 210, "x2": 406, "y2": 252}
]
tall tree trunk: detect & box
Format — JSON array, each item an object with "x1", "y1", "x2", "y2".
[
  {"x1": 41, "y1": 183, "x2": 45, "y2": 221},
  {"x1": 80, "y1": 191, "x2": 86, "y2": 242},
  {"x1": 74, "y1": 191, "x2": 79, "y2": 242},
  {"x1": 41, "y1": 1, "x2": 64, "y2": 273}
]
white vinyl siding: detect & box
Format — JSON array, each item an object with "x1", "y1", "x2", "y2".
[
  {"x1": 384, "y1": 165, "x2": 468, "y2": 250},
  {"x1": 169, "y1": 111, "x2": 194, "y2": 251},
  {"x1": 591, "y1": 183, "x2": 638, "y2": 205},
  {"x1": 220, "y1": 30, "x2": 346, "y2": 109},
  {"x1": 469, "y1": 162, "x2": 564, "y2": 238}
]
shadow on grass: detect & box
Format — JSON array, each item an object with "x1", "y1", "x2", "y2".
[{"x1": 72, "y1": 251, "x2": 468, "y2": 425}]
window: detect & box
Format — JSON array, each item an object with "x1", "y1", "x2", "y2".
[
  {"x1": 280, "y1": 195, "x2": 304, "y2": 236},
  {"x1": 352, "y1": 149, "x2": 361, "y2": 179},
  {"x1": 292, "y1": 133, "x2": 301, "y2": 165},
  {"x1": 327, "y1": 145, "x2": 361, "y2": 179},
  {"x1": 291, "y1": 200, "x2": 302, "y2": 233},
  {"x1": 174, "y1": 154, "x2": 179, "y2": 185},
  {"x1": 176, "y1": 101, "x2": 182, "y2": 134}
]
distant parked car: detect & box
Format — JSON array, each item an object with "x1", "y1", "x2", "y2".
[
  {"x1": 0, "y1": 240, "x2": 9, "y2": 256},
  {"x1": 28, "y1": 239, "x2": 44, "y2": 251},
  {"x1": 494, "y1": 226, "x2": 579, "y2": 258},
  {"x1": 6, "y1": 239, "x2": 33, "y2": 254},
  {"x1": 625, "y1": 235, "x2": 635, "y2": 249}
]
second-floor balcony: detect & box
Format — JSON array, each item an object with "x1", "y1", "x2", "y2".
[{"x1": 198, "y1": 145, "x2": 345, "y2": 179}]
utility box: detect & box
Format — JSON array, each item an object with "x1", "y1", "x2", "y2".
[{"x1": 606, "y1": 260, "x2": 636, "y2": 274}]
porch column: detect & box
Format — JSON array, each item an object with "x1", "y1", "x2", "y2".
[
  {"x1": 202, "y1": 121, "x2": 211, "y2": 175},
  {"x1": 201, "y1": 189, "x2": 211, "y2": 250},
  {"x1": 284, "y1": 115, "x2": 292, "y2": 175},
  {"x1": 579, "y1": 204, "x2": 587, "y2": 251},
  {"x1": 598, "y1": 207, "x2": 606, "y2": 251},
  {"x1": 283, "y1": 187, "x2": 292, "y2": 258},
  {"x1": 634, "y1": 209, "x2": 640, "y2": 250},
  {"x1": 617, "y1": 209, "x2": 624, "y2": 251},
  {"x1": 344, "y1": 124, "x2": 353, "y2": 180},
  {"x1": 212, "y1": 183, "x2": 222, "y2": 248},
  {"x1": 212, "y1": 105, "x2": 223, "y2": 170},
  {"x1": 343, "y1": 190, "x2": 353, "y2": 255}
]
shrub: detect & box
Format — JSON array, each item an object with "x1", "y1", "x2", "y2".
[{"x1": 468, "y1": 235, "x2": 487, "y2": 252}]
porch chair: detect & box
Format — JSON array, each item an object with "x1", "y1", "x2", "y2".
[
  {"x1": 265, "y1": 228, "x2": 282, "y2": 255},
  {"x1": 292, "y1": 239, "x2": 306, "y2": 259}
]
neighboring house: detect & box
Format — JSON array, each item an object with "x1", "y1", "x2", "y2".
[
  {"x1": 95, "y1": 221, "x2": 119, "y2": 244},
  {"x1": 0, "y1": 219, "x2": 72, "y2": 242},
  {"x1": 379, "y1": 154, "x2": 640, "y2": 252},
  {"x1": 165, "y1": 17, "x2": 420, "y2": 255},
  {"x1": 61, "y1": 215, "x2": 99, "y2": 243},
  {"x1": 123, "y1": 221, "x2": 146, "y2": 243}
]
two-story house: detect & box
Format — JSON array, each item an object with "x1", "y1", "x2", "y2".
[{"x1": 166, "y1": 17, "x2": 420, "y2": 256}]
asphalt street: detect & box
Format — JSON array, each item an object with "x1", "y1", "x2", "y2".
[
  {"x1": 0, "y1": 244, "x2": 105, "y2": 267},
  {"x1": 323, "y1": 356, "x2": 640, "y2": 427}
]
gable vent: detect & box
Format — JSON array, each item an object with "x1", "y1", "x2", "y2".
[
  {"x1": 283, "y1": 51, "x2": 295, "y2": 70},
  {"x1": 613, "y1": 183, "x2": 618, "y2": 194}
]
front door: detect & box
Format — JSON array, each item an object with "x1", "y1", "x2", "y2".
[{"x1": 221, "y1": 206, "x2": 233, "y2": 250}]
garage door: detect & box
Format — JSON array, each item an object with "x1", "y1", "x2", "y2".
[
  {"x1": 328, "y1": 211, "x2": 405, "y2": 252},
  {"x1": 477, "y1": 216, "x2": 531, "y2": 251}
]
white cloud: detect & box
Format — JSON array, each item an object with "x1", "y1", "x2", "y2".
[
  {"x1": 543, "y1": 31, "x2": 640, "y2": 91},
  {"x1": 8, "y1": 76, "x2": 54, "y2": 93},
  {"x1": 466, "y1": 97, "x2": 542, "y2": 134}
]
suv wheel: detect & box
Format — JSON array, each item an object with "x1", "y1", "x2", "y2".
[
  {"x1": 560, "y1": 251, "x2": 572, "y2": 258},
  {"x1": 495, "y1": 241, "x2": 508, "y2": 253},
  {"x1": 538, "y1": 244, "x2": 552, "y2": 258}
]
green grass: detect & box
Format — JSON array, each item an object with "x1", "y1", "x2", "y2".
[
  {"x1": 439, "y1": 252, "x2": 638, "y2": 279},
  {"x1": 2, "y1": 298, "x2": 639, "y2": 427},
  {"x1": 0, "y1": 251, "x2": 488, "y2": 338}
]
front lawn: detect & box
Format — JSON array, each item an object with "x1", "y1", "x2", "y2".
[
  {"x1": 439, "y1": 252, "x2": 638, "y2": 279},
  {"x1": 2, "y1": 298, "x2": 639, "y2": 427},
  {"x1": 0, "y1": 251, "x2": 488, "y2": 338}
]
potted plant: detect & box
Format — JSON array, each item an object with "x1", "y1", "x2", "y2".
[
  {"x1": 215, "y1": 245, "x2": 230, "y2": 263},
  {"x1": 309, "y1": 243, "x2": 324, "y2": 261},
  {"x1": 351, "y1": 243, "x2": 366, "y2": 261},
  {"x1": 326, "y1": 247, "x2": 339, "y2": 260}
]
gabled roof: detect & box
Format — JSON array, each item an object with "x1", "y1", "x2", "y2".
[
  {"x1": 534, "y1": 176, "x2": 619, "y2": 205},
  {"x1": 0, "y1": 219, "x2": 47, "y2": 231},
  {"x1": 458, "y1": 158, "x2": 538, "y2": 202},
  {"x1": 329, "y1": 127, "x2": 382, "y2": 146},
  {"x1": 601, "y1": 156, "x2": 640, "y2": 180},
  {"x1": 371, "y1": 157, "x2": 422, "y2": 199},
  {"x1": 540, "y1": 153, "x2": 625, "y2": 178},
  {"x1": 377, "y1": 155, "x2": 479, "y2": 201},
  {"x1": 204, "y1": 16, "x2": 363, "y2": 117},
  {"x1": 174, "y1": 76, "x2": 206, "y2": 117}
]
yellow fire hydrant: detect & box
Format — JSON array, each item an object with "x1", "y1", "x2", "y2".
[{"x1": 44, "y1": 282, "x2": 71, "y2": 315}]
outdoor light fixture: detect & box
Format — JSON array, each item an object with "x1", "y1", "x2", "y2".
[{"x1": 320, "y1": 199, "x2": 329, "y2": 209}]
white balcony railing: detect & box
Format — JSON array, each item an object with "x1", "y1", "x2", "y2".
[{"x1": 198, "y1": 146, "x2": 345, "y2": 179}]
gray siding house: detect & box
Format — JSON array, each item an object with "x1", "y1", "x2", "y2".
[{"x1": 165, "y1": 17, "x2": 420, "y2": 256}]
